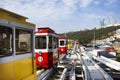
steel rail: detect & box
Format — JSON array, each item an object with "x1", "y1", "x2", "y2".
[
  {"x1": 37, "y1": 68, "x2": 53, "y2": 80},
  {"x1": 81, "y1": 52, "x2": 113, "y2": 80}
]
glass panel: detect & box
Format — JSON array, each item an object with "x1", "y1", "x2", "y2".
[
  {"x1": 48, "y1": 36, "x2": 52, "y2": 49},
  {"x1": 35, "y1": 36, "x2": 46, "y2": 49},
  {"x1": 16, "y1": 29, "x2": 32, "y2": 54},
  {"x1": 0, "y1": 26, "x2": 13, "y2": 57},
  {"x1": 60, "y1": 40, "x2": 65, "y2": 46},
  {"x1": 53, "y1": 37, "x2": 56, "y2": 49},
  {"x1": 56, "y1": 38, "x2": 58, "y2": 48}
]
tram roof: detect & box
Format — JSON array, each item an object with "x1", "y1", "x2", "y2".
[
  {"x1": 36, "y1": 27, "x2": 56, "y2": 33},
  {"x1": 0, "y1": 8, "x2": 28, "y2": 19},
  {"x1": 59, "y1": 36, "x2": 66, "y2": 39},
  {"x1": 0, "y1": 8, "x2": 35, "y2": 27}
]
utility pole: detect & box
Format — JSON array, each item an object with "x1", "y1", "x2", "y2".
[
  {"x1": 93, "y1": 27, "x2": 96, "y2": 49},
  {"x1": 93, "y1": 32, "x2": 96, "y2": 49},
  {"x1": 64, "y1": 32, "x2": 67, "y2": 38},
  {"x1": 111, "y1": 16, "x2": 117, "y2": 25},
  {"x1": 94, "y1": 32, "x2": 96, "y2": 44},
  {"x1": 99, "y1": 18, "x2": 105, "y2": 27}
]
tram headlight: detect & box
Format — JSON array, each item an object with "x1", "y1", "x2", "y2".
[
  {"x1": 61, "y1": 48, "x2": 63, "y2": 51},
  {"x1": 39, "y1": 51, "x2": 42, "y2": 56}
]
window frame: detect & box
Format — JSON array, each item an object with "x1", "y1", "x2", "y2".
[
  {"x1": 15, "y1": 28, "x2": 33, "y2": 55},
  {"x1": 48, "y1": 35, "x2": 53, "y2": 49},
  {"x1": 35, "y1": 35, "x2": 47, "y2": 49},
  {"x1": 60, "y1": 40, "x2": 65, "y2": 46},
  {"x1": 0, "y1": 25, "x2": 13, "y2": 57}
]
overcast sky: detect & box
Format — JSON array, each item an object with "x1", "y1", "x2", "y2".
[{"x1": 0, "y1": 0, "x2": 120, "y2": 33}]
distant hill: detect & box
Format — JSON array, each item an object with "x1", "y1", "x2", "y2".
[{"x1": 60, "y1": 25, "x2": 120, "y2": 45}]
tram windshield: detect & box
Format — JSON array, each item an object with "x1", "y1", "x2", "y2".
[
  {"x1": 60, "y1": 40, "x2": 65, "y2": 46},
  {"x1": 0, "y1": 26, "x2": 13, "y2": 57},
  {"x1": 35, "y1": 36, "x2": 46, "y2": 49}
]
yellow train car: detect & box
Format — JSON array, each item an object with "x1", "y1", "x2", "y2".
[
  {"x1": 0, "y1": 8, "x2": 36, "y2": 80},
  {"x1": 67, "y1": 39, "x2": 73, "y2": 50}
]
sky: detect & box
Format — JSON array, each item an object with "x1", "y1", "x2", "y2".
[{"x1": 0, "y1": 0, "x2": 120, "y2": 33}]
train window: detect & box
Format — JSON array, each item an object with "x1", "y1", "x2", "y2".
[
  {"x1": 53, "y1": 37, "x2": 58, "y2": 49},
  {"x1": 0, "y1": 26, "x2": 13, "y2": 57},
  {"x1": 60, "y1": 40, "x2": 65, "y2": 46},
  {"x1": 56, "y1": 38, "x2": 58, "y2": 48},
  {"x1": 35, "y1": 36, "x2": 46, "y2": 49},
  {"x1": 16, "y1": 29, "x2": 32, "y2": 54},
  {"x1": 48, "y1": 36, "x2": 52, "y2": 49},
  {"x1": 53, "y1": 37, "x2": 55, "y2": 49}
]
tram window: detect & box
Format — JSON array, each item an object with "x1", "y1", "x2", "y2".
[
  {"x1": 0, "y1": 26, "x2": 13, "y2": 57},
  {"x1": 35, "y1": 36, "x2": 46, "y2": 49},
  {"x1": 56, "y1": 38, "x2": 58, "y2": 48},
  {"x1": 48, "y1": 36, "x2": 52, "y2": 49},
  {"x1": 60, "y1": 40, "x2": 65, "y2": 46},
  {"x1": 53, "y1": 37, "x2": 56, "y2": 49},
  {"x1": 16, "y1": 29, "x2": 32, "y2": 54},
  {"x1": 53, "y1": 37, "x2": 58, "y2": 49}
]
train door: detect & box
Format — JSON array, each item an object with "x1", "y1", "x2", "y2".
[
  {"x1": 35, "y1": 35, "x2": 47, "y2": 68},
  {"x1": 14, "y1": 28, "x2": 35, "y2": 80},
  {"x1": 47, "y1": 35, "x2": 53, "y2": 67},
  {"x1": 0, "y1": 26, "x2": 14, "y2": 80},
  {"x1": 53, "y1": 36, "x2": 59, "y2": 63}
]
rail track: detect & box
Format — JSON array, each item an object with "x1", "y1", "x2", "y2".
[
  {"x1": 81, "y1": 51, "x2": 113, "y2": 80},
  {"x1": 85, "y1": 48, "x2": 120, "y2": 80},
  {"x1": 37, "y1": 46, "x2": 116, "y2": 80},
  {"x1": 37, "y1": 50, "x2": 84, "y2": 80},
  {"x1": 95, "y1": 60, "x2": 120, "y2": 80}
]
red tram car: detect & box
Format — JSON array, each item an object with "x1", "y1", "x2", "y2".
[
  {"x1": 35, "y1": 27, "x2": 59, "y2": 69},
  {"x1": 59, "y1": 37, "x2": 67, "y2": 54},
  {"x1": 75, "y1": 41, "x2": 79, "y2": 45}
]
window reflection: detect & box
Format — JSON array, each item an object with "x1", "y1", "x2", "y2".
[
  {"x1": 16, "y1": 29, "x2": 32, "y2": 54},
  {"x1": 48, "y1": 36, "x2": 52, "y2": 49},
  {"x1": 60, "y1": 41, "x2": 65, "y2": 46},
  {"x1": 0, "y1": 26, "x2": 13, "y2": 57},
  {"x1": 35, "y1": 36, "x2": 46, "y2": 49}
]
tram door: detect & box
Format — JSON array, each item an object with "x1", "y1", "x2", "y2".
[
  {"x1": 0, "y1": 26, "x2": 14, "y2": 80},
  {"x1": 14, "y1": 29, "x2": 34, "y2": 80}
]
